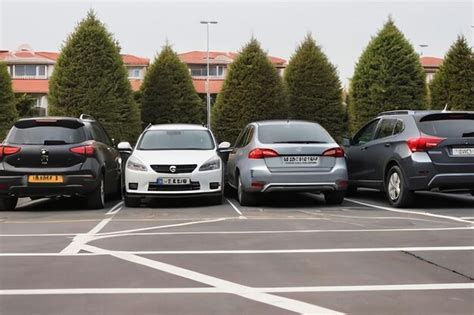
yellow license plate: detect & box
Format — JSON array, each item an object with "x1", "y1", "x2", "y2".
[{"x1": 28, "y1": 175, "x2": 64, "y2": 183}]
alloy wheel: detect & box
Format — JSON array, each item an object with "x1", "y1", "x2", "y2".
[{"x1": 388, "y1": 172, "x2": 401, "y2": 201}]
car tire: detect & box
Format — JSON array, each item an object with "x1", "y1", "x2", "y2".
[
  {"x1": 345, "y1": 184, "x2": 357, "y2": 197},
  {"x1": 0, "y1": 196, "x2": 18, "y2": 211},
  {"x1": 124, "y1": 195, "x2": 141, "y2": 208},
  {"x1": 110, "y1": 175, "x2": 123, "y2": 201},
  {"x1": 324, "y1": 191, "x2": 345, "y2": 205},
  {"x1": 385, "y1": 165, "x2": 414, "y2": 208},
  {"x1": 86, "y1": 175, "x2": 105, "y2": 209},
  {"x1": 237, "y1": 175, "x2": 257, "y2": 206}
]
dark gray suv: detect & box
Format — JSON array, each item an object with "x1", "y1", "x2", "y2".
[{"x1": 343, "y1": 110, "x2": 474, "y2": 207}]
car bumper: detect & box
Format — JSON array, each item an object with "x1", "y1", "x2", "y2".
[
  {"x1": 125, "y1": 168, "x2": 223, "y2": 196},
  {"x1": 0, "y1": 174, "x2": 99, "y2": 197},
  {"x1": 242, "y1": 159, "x2": 348, "y2": 193}
]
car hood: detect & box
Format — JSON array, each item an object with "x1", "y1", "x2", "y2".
[{"x1": 131, "y1": 149, "x2": 218, "y2": 166}]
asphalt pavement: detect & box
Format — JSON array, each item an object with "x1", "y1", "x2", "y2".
[{"x1": 0, "y1": 189, "x2": 473, "y2": 315}]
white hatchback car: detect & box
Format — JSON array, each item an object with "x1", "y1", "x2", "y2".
[{"x1": 119, "y1": 124, "x2": 230, "y2": 207}]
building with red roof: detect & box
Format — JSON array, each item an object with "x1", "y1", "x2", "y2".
[
  {"x1": 420, "y1": 56, "x2": 443, "y2": 83},
  {"x1": 178, "y1": 51, "x2": 286, "y2": 99},
  {"x1": 0, "y1": 44, "x2": 149, "y2": 116}
]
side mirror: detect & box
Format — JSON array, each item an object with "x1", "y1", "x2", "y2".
[
  {"x1": 342, "y1": 137, "x2": 352, "y2": 147},
  {"x1": 117, "y1": 141, "x2": 133, "y2": 152},
  {"x1": 218, "y1": 141, "x2": 231, "y2": 151}
]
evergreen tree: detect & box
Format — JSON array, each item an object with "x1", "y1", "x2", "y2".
[
  {"x1": 140, "y1": 45, "x2": 204, "y2": 125},
  {"x1": 285, "y1": 34, "x2": 346, "y2": 141},
  {"x1": 0, "y1": 62, "x2": 18, "y2": 140},
  {"x1": 348, "y1": 18, "x2": 427, "y2": 133},
  {"x1": 14, "y1": 93, "x2": 37, "y2": 117},
  {"x1": 212, "y1": 38, "x2": 287, "y2": 143},
  {"x1": 430, "y1": 36, "x2": 474, "y2": 111},
  {"x1": 48, "y1": 10, "x2": 141, "y2": 142}
]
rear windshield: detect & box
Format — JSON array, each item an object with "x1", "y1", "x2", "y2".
[
  {"x1": 258, "y1": 123, "x2": 334, "y2": 144},
  {"x1": 417, "y1": 113, "x2": 474, "y2": 138},
  {"x1": 138, "y1": 130, "x2": 215, "y2": 150},
  {"x1": 7, "y1": 126, "x2": 86, "y2": 145}
]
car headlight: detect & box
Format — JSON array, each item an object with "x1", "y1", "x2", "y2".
[
  {"x1": 126, "y1": 156, "x2": 147, "y2": 172},
  {"x1": 199, "y1": 156, "x2": 221, "y2": 171}
]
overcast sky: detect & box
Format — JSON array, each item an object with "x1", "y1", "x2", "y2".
[{"x1": 1, "y1": 0, "x2": 472, "y2": 86}]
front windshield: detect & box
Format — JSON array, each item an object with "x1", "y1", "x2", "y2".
[{"x1": 137, "y1": 129, "x2": 215, "y2": 150}]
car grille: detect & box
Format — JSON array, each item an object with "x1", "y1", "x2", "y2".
[
  {"x1": 148, "y1": 181, "x2": 200, "y2": 191},
  {"x1": 150, "y1": 164, "x2": 197, "y2": 174}
]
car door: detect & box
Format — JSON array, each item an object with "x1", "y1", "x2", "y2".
[
  {"x1": 345, "y1": 119, "x2": 380, "y2": 184},
  {"x1": 227, "y1": 126, "x2": 251, "y2": 187}
]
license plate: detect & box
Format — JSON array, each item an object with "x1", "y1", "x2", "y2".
[
  {"x1": 282, "y1": 156, "x2": 319, "y2": 165},
  {"x1": 157, "y1": 178, "x2": 190, "y2": 185},
  {"x1": 28, "y1": 175, "x2": 64, "y2": 183},
  {"x1": 452, "y1": 148, "x2": 474, "y2": 156}
]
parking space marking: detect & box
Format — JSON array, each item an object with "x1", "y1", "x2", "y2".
[
  {"x1": 106, "y1": 201, "x2": 124, "y2": 215},
  {"x1": 60, "y1": 217, "x2": 113, "y2": 255},
  {"x1": 346, "y1": 198, "x2": 474, "y2": 225},
  {"x1": 82, "y1": 244, "x2": 343, "y2": 315},
  {"x1": 118, "y1": 246, "x2": 474, "y2": 255},
  {"x1": 2, "y1": 283, "x2": 472, "y2": 295},
  {"x1": 226, "y1": 198, "x2": 246, "y2": 219}
]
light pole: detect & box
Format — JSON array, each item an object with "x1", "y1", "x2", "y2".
[
  {"x1": 200, "y1": 21, "x2": 218, "y2": 130},
  {"x1": 419, "y1": 44, "x2": 428, "y2": 56}
]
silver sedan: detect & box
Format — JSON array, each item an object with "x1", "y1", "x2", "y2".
[{"x1": 226, "y1": 120, "x2": 348, "y2": 206}]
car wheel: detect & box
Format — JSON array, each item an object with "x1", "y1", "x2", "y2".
[
  {"x1": 0, "y1": 196, "x2": 18, "y2": 211},
  {"x1": 86, "y1": 175, "x2": 105, "y2": 209},
  {"x1": 124, "y1": 195, "x2": 141, "y2": 208},
  {"x1": 237, "y1": 175, "x2": 257, "y2": 206},
  {"x1": 324, "y1": 191, "x2": 345, "y2": 205},
  {"x1": 385, "y1": 165, "x2": 414, "y2": 208}
]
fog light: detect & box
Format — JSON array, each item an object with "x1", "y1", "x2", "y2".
[
  {"x1": 336, "y1": 180, "x2": 348, "y2": 189},
  {"x1": 128, "y1": 183, "x2": 138, "y2": 190},
  {"x1": 209, "y1": 182, "x2": 220, "y2": 189}
]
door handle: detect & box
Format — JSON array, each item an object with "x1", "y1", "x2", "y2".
[{"x1": 384, "y1": 143, "x2": 391, "y2": 147}]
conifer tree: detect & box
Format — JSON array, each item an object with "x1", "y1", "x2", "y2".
[
  {"x1": 285, "y1": 34, "x2": 346, "y2": 141},
  {"x1": 212, "y1": 38, "x2": 287, "y2": 143},
  {"x1": 48, "y1": 10, "x2": 141, "y2": 142},
  {"x1": 0, "y1": 62, "x2": 18, "y2": 140},
  {"x1": 430, "y1": 36, "x2": 474, "y2": 111},
  {"x1": 140, "y1": 45, "x2": 204, "y2": 125},
  {"x1": 348, "y1": 18, "x2": 427, "y2": 133}
]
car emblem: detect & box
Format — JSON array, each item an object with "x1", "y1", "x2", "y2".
[
  {"x1": 169, "y1": 165, "x2": 177, "y2": 173},
  {"x1": 40, "y1": 148, "x2": 49, "y2": 165}
]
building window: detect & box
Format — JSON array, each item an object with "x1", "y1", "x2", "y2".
[
  {"x1": 12, "y1": 65, "x2": 47, "y2": 78},
  {"x1": 128, "y1": 68, "x2": 141, "y2": 79},
  {"x1": 189, "y1": 65, "x2": 224, "y2": 77}
]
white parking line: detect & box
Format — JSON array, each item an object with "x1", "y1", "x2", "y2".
[
  {"x1": 82, "y1": 244, "x2": 343, "y2": 315},
  {"x1": 106, "y1": 201, "x2": 124, "y2": 215},
  {"x1": 105, "y1": 245, "x2": 474, "y2": 255},
  {"x1": 345, "y1": 198, "x2": 474, "y2": 225},
  {"x1": 226, "y1": 198, "x2": 246, "y2": 218},
  {"x1": 1, "y1": 283, "x2": 471, "y2": 295},
  {"x1": 60, "y1": 217, "x2": 113, "y2": 254}
]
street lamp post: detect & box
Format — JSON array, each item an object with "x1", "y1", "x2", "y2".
[
  {"x1": 419, "y1": 44, "x2": 428, "y2": 56},
  {"x1": 200, "y1": 21, "x2": 218, "y2": 130}
]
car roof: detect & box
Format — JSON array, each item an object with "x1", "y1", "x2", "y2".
[
  {"x1": 146, "y1": 124, "x2": 209, "y2": 131},
  {"x1": 377, "y1": 110, "x2": 473, "y2": 119},
  {"x1": 254, "y1": 120, "x2": 319, "y2": 126}
]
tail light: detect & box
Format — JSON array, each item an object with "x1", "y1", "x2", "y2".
[
  {"x1": 322, "y1": 147, "x2": 345, "y2": 158},
  {"x1": 0, "y1": 145, "x2": 21, "y2": 159},
  {"x1": 70, "y1": 145, "x2": 95, "y2": 157},
  {"x1": 248, "y1": 148, "x2": 279, "y2": 159},
  {"x1": 407, "y1": 137, "x2": 445, "y2": 152}
]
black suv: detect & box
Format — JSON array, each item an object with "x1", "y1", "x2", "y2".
[
  {"x1": 0, "y1": 115, "x2": 122, "y2": 210},
  {"x1": 343, "y1": 110, "x2": 474, "y2": 207}
]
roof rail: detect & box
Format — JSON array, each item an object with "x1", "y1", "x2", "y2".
[
  {"x1": 144, "y1": 123, "x2": 152, "y2": 130},
  {"x1": 378, "y1": 110, "x2": 414, "y2": 116},
  {"x1": 79, "y1": 114, "x2": 96, "y2": 120}
]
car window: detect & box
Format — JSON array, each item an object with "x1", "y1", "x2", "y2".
[
  {"x1": 375, "y1": 119, "x2": 397, "y2": 140},
  {"x1": 242, "y1": 126, "x2": 254, "y2": 147},
  {"x1": 393, "y1": 120, "x2": 404, "y2": 135},
  {"x1": 353, "y1": 119, "x2": 379, "y2": 145},
  {"x1": 137, "y1": 130, "x2": 215, "y2": 150},
  {"x1": 90, "y1": 123, "x2": 112, "y2": 146},
  {"x1": 417, "y1": 113, "x2": 474, "y2": 138},
  {"x1": 7, "y1": 126, "x2": 86, "y2": 145},
  {"x1": 235, "y1": 127, "x2": 250, "y2": 148},
  {"x1": 258, "y1": 123, "x2": 333, "y2": 144}
]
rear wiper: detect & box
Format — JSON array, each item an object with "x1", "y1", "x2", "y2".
[
  {"x1": 273, "y1": 141, "x2": 327, "y2": 144},
  {"x1": 462, "y1": 132, "x2": 474, "y2": 137},
  {"x1": 44, "y1": 140, "x2": 68, "y2": 145}
]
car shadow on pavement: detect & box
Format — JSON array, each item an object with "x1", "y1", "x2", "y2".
[{"x1": 13, "y1": 197, "x2": 115, "y2": 212}]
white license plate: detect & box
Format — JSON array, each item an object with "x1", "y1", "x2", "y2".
[
  {"x1": 157, "y1": 178, "x2": 190, "y2": 185},
  {"x1": 452, "y1": 148, "x2": 474, "y2": 156},
  {"x1": 282, "y1": 156, "x2": 319, "y2": 165}
]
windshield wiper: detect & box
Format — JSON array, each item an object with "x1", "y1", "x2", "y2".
[
  {"x1": 462, "y1": 132, "x2": 474, "y2": 137},
  {"x1": 273, "y1": 141, "x2": 327, "y2": 144}
]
